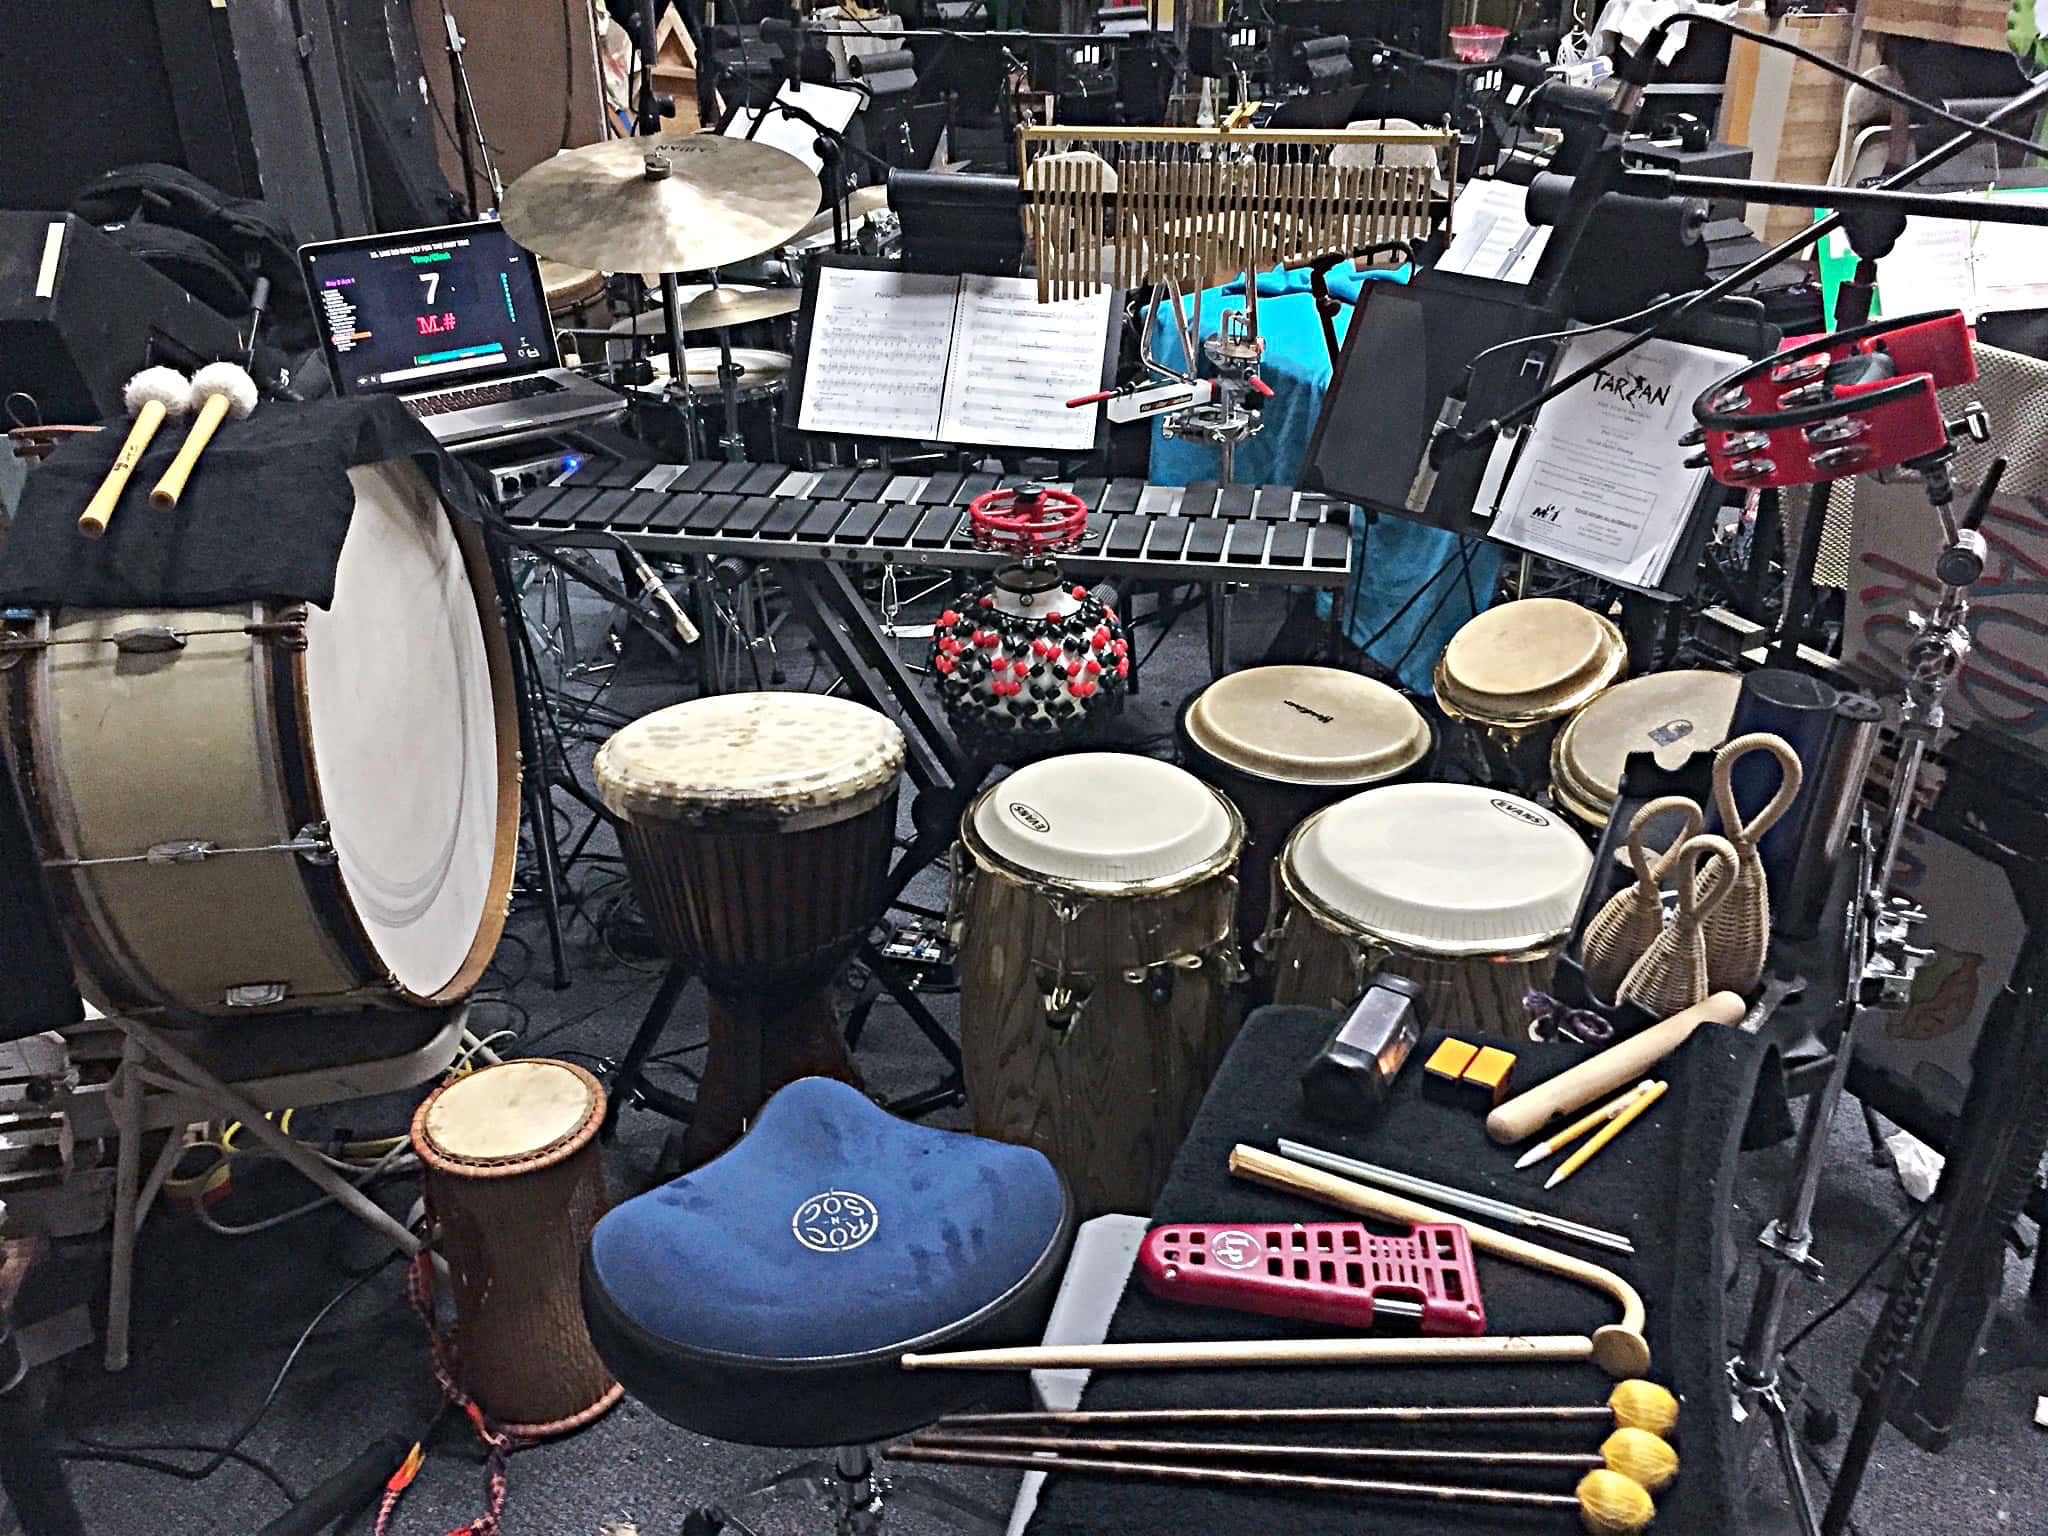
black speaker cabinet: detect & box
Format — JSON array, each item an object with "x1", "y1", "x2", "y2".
[{"x1": 0, "y1": 213, "x2": 247, "y2": 424}]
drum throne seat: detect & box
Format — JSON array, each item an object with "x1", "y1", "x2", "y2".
[{"x1": 583, "y1": 1076, "x2": 1074, "y2": 1532}]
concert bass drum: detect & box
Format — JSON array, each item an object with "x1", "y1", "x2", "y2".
[
  {"x1": 2, "y1": 461, "x2": 519, "y2": 1015},
  {"x1": 1268, "y1": 783, "x2": 1592, "y2": 1040},
  {"x1": 952, "y1": 753, "x2": 1244, "y2": 1218}
]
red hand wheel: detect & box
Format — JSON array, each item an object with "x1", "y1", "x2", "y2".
[{"x1": 966, "y1": 483, "x2": 1089, "y2": 558}]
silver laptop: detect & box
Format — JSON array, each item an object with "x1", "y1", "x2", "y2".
[{"x1": 299, "y1": 219, "x2": 623, "y2": 450}]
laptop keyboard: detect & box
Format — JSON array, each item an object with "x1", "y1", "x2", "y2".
[{"x1": 408, "y1": 375, "x2": 564, "y2": 416}]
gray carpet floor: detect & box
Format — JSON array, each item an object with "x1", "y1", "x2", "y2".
[{"x1": 14, "y1": 582, "x2": 2046, "y2": 1536}]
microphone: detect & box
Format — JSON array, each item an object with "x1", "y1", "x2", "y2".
[{"x1": 618, "y1": 540, "x2": 702, "y2": 646}]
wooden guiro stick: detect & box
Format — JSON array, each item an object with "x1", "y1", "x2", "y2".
[
  {"x1": 1228, "y1": 1145, "x2": 1652, "y2": 1380},
  {"x1": 902, "y1": 1333, "x2": 1611, "y2": 1372}
]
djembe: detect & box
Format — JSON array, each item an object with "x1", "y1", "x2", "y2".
[{"x1": 595, "y1": 693, "x2": 906, "y2": 1165}]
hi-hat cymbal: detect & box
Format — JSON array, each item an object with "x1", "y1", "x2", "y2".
[
  {"x1": 502, "y1": 133, "x2": 820, "y2": 276},
  {"x1": 791, "y1": 184, "x2": 893, "y2": 245},
  {"x1": 680, "y1": 285, "x2": 801, "y2": 329}
]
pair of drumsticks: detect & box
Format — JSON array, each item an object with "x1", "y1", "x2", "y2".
[{"x1": 78, "y1": 361, "x2": 259, "y2": 537}]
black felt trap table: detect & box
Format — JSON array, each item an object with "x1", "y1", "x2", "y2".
[{"x1": 1022, "y1": 1005, "x2": 1778, "y2": 1536}]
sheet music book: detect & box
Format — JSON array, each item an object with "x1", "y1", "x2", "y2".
[
  {"x1": 796, "y1": 265, "x2": 1114, "y2": 451},
  {"x1": 719, "y1": 81, "x2": 864, "y2": 176},
  {"x1": 1871, "y1": 188, "x2": 2048, "y2": 322},
  {"x1": 1438, "y1": 178, "x2": 1551, "y2": 286},
  {"x1": 1476, "y1": 329, "x2": 1743, "y2": 589}
]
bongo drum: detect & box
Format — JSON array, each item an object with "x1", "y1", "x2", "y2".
[
  {"x1": 952, "y1": 753, "x2": 1244, "y2": 1217},
  {"x1": 1548, "y1": 669, "x2": 1743, "y2": 827},
  {"x1": 1433, "y1": 598, "x2": 1626, "y2": 786},
  {"x1": 3, "y1": 460, "x2": 519, "y2": 1015},
  {"x1": 594, "y1": 692, "x2": 904, "y2": 1165},
  {"x1": 1177, "y1": 665, "x2": 1433, "y2": 953},
  {"x1": 411, "y1": 1058, "x2": 621, "y2": 1437},
  {"x1": 1268, "y1": 783, "x2": 1593, "y2": 1039}
]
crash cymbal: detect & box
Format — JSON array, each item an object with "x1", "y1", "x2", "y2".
[
  {"x1": 791, "y1": 184, "x2": 893, "y2": 244},
  {"x1": 680, "y1": 285, "x2": 801, "y2": 329},
  {"x1": 502, "y1": 133, "x2": 819, "y2": 276}
]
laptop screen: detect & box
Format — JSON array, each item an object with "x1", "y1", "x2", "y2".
[{"x1": 302, "y1": 221, "x2": 558, "y2": 396}]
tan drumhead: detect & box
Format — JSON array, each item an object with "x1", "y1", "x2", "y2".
[
  {"x1": 595, "y1": 692, "x2": 905, "y2": 830},
  {"x1": 1185, "y1": 666, "x2": 1429, "y2": 786},
  {"x1": 420, "y1": 1059, "x2": 596, "y2": 1164},
  {"x1": 1285, "y1": 783, "x2": 1592, "y2": 955},
  {"x1": 1436, "y1": 598, "x2": 1625, "y2": 722},
  {"x1": 1550, "y1": 669, "x2": 1743, "y2": 824}
]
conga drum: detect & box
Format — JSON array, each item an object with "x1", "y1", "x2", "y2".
[
  {"x1": 1177, "y1": 665, "x2": 1433, "y2": 955},
  {"x1": 1548, "y1": 669, "x2": 1743, "y2": 828},
  {"x1": 412, "y1": 1058, "x2": 621, "y2": 1437},
  {"x1": 1433, "y1": 597, "x2": 1626, "y2": 789},
  {"x1": 952, "y1": 753, "x2": 1244, "y2": 1218},
  {"x1": 594, "y1": 692, "x2": 904, "y2": 1165},
  {"x1": 1268, "y1": 783, "x2": 1593, "y2": 1039},
  {"x1": 2, "y1": 460, "x2": 519, "y2": 1015}
]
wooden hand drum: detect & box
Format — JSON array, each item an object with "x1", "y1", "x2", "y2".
[
  {"x1": 1177, "y1": 665, "x2": 1433, "y2": 960},
  {"x1": 1434, "y1": 598, "x2": 1626, "y2": 789},
  {"x1": 952, "y1": 752, "x2": 1244, "y2": 1218},
  {"x1": 1268, "y1": 783, "x2": 1593, "y2": 1040},
  {"x1": 412, "y1": 1059, "x2": 621, "y2": 1437},
  {"x1": 595, "y1": 693, "x2": 905, "y2": 1165}
]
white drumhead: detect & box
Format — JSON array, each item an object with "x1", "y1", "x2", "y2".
[
  {"x1": 422, "y1": 1059, "x2": 594, "y2": 1162},
  {"x1": 1185, "y1": 666, "x2": 1429, "y2": 785},
  {"x1": 1289, "y1": 783, "x2": 1592, "y2": 954},
  {"x1": 972, "y1": 752, "x2": 1234, "y2": 883},
  {"x1": 595, "y1": 692, "x2": 905, "y2": 829},
  {"x1": 304, "y1": 463, "x2": 501, "y2": 998}
]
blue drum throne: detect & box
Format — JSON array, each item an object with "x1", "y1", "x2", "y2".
[{"x1": 583, "y1": 1076, "x2": 1074, "y2": 1533}]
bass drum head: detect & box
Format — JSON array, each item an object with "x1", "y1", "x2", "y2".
[{"x1": 303, "y1": 462, "x2": 510, "y2": 1000}]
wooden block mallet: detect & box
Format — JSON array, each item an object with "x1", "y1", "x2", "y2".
[
  {"x1": 1485, "y1": 991, "x2": 1744, "y2": 1147},
  {"x1": 78, "y1": 368, "x2": 192, "y2": 537},
  {"x1": 148, "y1": 361, "x2": 257, "y2": 510}
]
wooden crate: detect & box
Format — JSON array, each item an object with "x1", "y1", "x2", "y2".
[
  {"x1": 1719, "y1": 7, "x2": 1855, "y2": 244},
  {"x1": 1860, "y1": 0, "x2": 2010, "y2": 52}
]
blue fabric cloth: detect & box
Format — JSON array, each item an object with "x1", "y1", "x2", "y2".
[
  {"x1": 587, "y1": 1077, "x2": 1067, "y2": 1359},
  {"x1": 1144, "y1": 268, "x2": 1500, "y2": 695}
]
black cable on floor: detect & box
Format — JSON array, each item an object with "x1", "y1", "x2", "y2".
[
  {"x1": 1781, "y1": 1205, "x2": 1926, "y2": 1360},
  {"x1": 62, "y1": 1252, "x2": 405, "y2": 1502}
]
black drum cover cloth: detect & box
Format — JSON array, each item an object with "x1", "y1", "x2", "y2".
[
  {"x1": 1026, "y1": 1005, "x2": 1785, "y2": 1536},
  {"x1": 0, "y1": 396, "x2": 482, "y2": 609}
]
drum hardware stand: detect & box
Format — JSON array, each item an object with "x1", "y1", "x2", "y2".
[
  {"x1": 685, "y1": 1442, "x2": 1003, "y2": 1536},
  {"x1": 440, "y1": 5, "x2": 504, "y2": 217},
  {"x1": 1720, "y1": 443, "x2": 2000, "y2": 1536}
]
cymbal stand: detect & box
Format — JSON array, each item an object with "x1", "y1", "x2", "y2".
[
  {"x1": 440, "y1": 5, "x2": 504, "y2": 216},
  {"x1": 708, "y1": 272, "x2": 747, "y2": 462}
]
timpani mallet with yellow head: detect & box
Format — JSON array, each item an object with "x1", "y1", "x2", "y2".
[
  {"x1": 149, "y1": 360, "x2": 257, "y2": 510},
  {"x1": 78, "y1": 367, "x2": 192, "y2": 537}
]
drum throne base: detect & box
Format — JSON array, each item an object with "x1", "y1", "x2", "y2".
[{"x1": 583, "y1": 1079, "x2": 1073, "y2": 1536}]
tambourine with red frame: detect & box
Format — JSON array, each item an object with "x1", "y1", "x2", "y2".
[
  {"x1": 929, "y1": 484, "x2": 1128, "y2": 760},
  {"x1": 1689, "y1": 310, "x2": 1977, "y2": 489}
]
